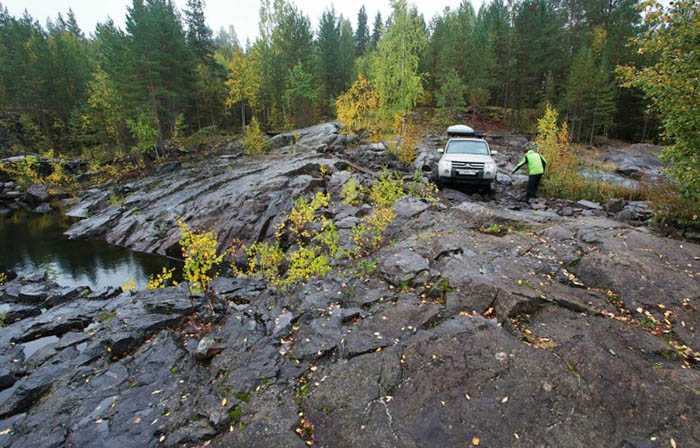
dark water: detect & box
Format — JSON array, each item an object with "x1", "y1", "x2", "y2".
[{"x1": 0, "y1": 210, "x2": 181, "y2": 290}]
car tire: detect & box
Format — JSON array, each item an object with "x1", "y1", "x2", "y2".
[{"x1": 431, "y1": 170, "x2": 444, "y2": 189}]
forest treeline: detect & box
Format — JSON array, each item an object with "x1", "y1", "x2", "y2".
[
  {"x1": 0, "y1": 0, "x2": 655, "y2": 156},
  {"x1": 8, "y1": 0, "x2": 700, "y2": 169}
]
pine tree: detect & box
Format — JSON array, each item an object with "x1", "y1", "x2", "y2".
[
  {"x1": 589, "y1": 62, "x2": 616, "y2": 143},
  {"x1": 435, "y1": 69, "x2": 466, "y2": 118},
  {"x1": 370, "y1": 12, "x2": 383, "y2": 50},
  {"x1": 315, "y1": 8, "x2": 341, "y2": 115},
  {"x1": 338, "y1": 17, "x2": 355, "y2": 93},
  {"x1": 184, "y1": 0, "x2": 214, "y2": 61},
  {"x1": 285, "y1": 62, "x2": 316, "y2": 127},
  {"x1": 355, "y1": 6, "x2": 369, "y2": 56},
  {"x1": 124, "y1": 0, "x2": 192, "y2": 142},
  {"x1": 65, "y1": 9, "x2": 84, "y2": 40},
  {"x1": 564, "y1": 46, "x2": 596, "y2": 141}
]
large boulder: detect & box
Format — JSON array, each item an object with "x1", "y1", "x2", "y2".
[{"x1": 25, "y1": 184, "x2": 48, "y2": 203}]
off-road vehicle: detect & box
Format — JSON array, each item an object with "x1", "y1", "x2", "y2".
[{"x1": 436, "y1": 125, "x2": 498, "y2": 192}]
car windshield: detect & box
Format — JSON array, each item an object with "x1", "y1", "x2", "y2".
[{"x1": 446, "y1": 140, "x2": 489, "y2": 155}]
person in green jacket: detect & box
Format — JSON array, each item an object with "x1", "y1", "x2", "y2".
[{"x1": 512, "y1": 145, "x2": 547, "y2": 200}]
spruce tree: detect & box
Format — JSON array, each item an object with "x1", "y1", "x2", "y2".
[
  {"x1": 66, "y1": 9, "x2": 84, "y2": 40},
  {"x1": 370, "y1": 12, "x2": 383, "y2": 49},
  {"x1": 315, "y1": 8, "x2": 341, "y2": 115},
  {"x1": 354, "y1": 6, "x2": 369, "y2": 56},
  {"x1": 184, "y1": 0, "x2": 214, "y2": 61}
]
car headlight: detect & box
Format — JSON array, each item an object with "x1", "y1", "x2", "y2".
[
  {"x1": 484, "y1": 162, "x2": 497, "y2": 177},
  {"x1": 438, "y1": 160, "x2": 451, "y2": 175}
]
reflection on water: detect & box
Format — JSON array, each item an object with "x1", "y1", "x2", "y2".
[{"x1": 1, "y1": 210, "x2": 181, "y2": 290}]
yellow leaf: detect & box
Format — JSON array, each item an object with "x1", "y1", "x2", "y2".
[
  {"x1": 472, "y1": 437, "x2": 480, "y2": 446},
  {"x1": 222, "y1": 398, "x2": 227, "y2": 406}
]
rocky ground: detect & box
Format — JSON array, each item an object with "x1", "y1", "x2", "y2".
[{"x1": 1, "y1": 122, "x2": 698, "y2": 447}]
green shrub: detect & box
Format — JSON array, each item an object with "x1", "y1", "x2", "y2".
[
  {"x1": 369, "y1": 169, "x2": 405, "y2": 208},
  {"x1": 340, "y1": 177, "x2": 364, "y2": 206},
  {"x1": 178, "y1": 220, "x2": 224, "y2": 294},
  {"x1": 243, "y1": 116, "x2": 266, "y2": 155}
]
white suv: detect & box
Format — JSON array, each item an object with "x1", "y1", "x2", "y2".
[{"x1": 436, "y1": 125, "x2": 497, "y2": 192}]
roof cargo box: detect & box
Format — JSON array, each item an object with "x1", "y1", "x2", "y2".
[{"x1": 447, "y1": 124, "x2": 483, "y2": 138}]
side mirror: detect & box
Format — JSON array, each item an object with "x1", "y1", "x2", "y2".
[
  {"x1": 438, "y1": 147, "x2": 444, "y2": 153},
  {"x1": 491, "y1": 150, "x2": 499, "y2": 155}
]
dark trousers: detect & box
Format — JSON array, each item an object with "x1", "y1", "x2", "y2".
[{"x1": 526, "y1": 174, "x2": 543, "y2": 199}]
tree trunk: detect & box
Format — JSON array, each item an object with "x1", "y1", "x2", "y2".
[
  {"x1": 589, "y1": 104, "x2": 598, "y2": 146},
  {"x1": 148, "y1": 84, "x2": 163, "y2": 144}
]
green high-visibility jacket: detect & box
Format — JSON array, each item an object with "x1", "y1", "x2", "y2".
[{"x1": 512, "y1": 150, "x2": 547, "y2": 175}]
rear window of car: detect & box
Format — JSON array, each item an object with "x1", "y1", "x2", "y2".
[{"x1": 446, "y1": 140, "x2": 488, "y2": 155}]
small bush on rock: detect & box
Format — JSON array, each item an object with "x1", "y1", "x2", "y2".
[
  {"x1": 386, "y1": 114, "x2": 419, "y2": 167},
  {"x1": 147, "y1": 267, "x2": 176, "y2": 290},
  {"x1": 243, "y1": 116, "x2": 266, "y2": 155},
  {"x1": 340, "y1": 177, "x2": 364, "y2": 206},
  {"x1": 369, "y1": 169, "x2": 405, "y2": 208},
  {"x1": 178, "y1": 220, "x2": 224, "y2": 294}
]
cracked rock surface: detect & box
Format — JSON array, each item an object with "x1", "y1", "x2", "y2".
[{"x1": 1, "y1": 123, "x2": 698, "y2": 447}]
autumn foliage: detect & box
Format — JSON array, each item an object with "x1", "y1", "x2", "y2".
[{"x1": 335, "y1": 74, "x2": 379, "y2": 133}]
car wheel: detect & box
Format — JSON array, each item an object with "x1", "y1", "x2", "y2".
[{"x1": 431, "y1": 170, "x2": 443, "y2": 189}]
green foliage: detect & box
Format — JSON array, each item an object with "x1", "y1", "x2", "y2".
[
  {"x1": 368, "y1": 169, "x2": 405, "y2": 208},
  {"x1": 243, "y1": 241, "x2": 285, "y2": 284},
  {"x1": 285, "y1": 62, "x2": 317, "y2": 128},
  {"x1": 0, "y1": 311, "x2": 7, "y2": 327},
  {"x1": 485, "y1": 224, "x2": 503, "y2": 235},
  {"x1": 408, "y1": 169, "x2": 439, "y2": 205},
  {"x1": 335, "y1": 75, "x2": 379, "y2": 133},
  {"x1": 226, "y1": 49, "x2": 259, "y2": 129},
  {"x1": 564, "y1": 46, "x2": 617, "y2": 143},
  {"x1": 435, "y1": 69, "x2": 466, "y2": 118},
  {"x1": 97, "y1": 311, "x2": 117, "y2": 323},
  {"x1": 370, "y1": 0, "x2": 427, "y2": 117},
  {"x1": 147, "y1": 267, "x2": 176, "y2": 290},
  {"x1": 351, "y1": 206, "x2": 395, "y2": 252},
  {"x1": 355, "y1": 6, "x2": 370, "y2": 56},
  {"x1": 0, "y1": 0, "x2": 657, "y2": 157},
  {"x1": 234, "y1": 191, "x2": 332, "y2": 288},
  {"x1": 386, "y1": 114, "x2": 419, "y2": 167},
  {"x1": 286, "y1": 192, "x2": 330, "y2": 239},
  {"x1": 312, "y1": 219, "x2": 341, "y2": 258},
  {"x1": 340, "y1": 177, "x2": 364, "y2": 206},
  {"x1": 282, "y1": 245, "x2": 331, "y2": 287},
  {"x1": 616, "y1": 0, "x2": 700, "y2": 226},
  {"x1": 85, "y1": 69, "x2": 129, "y2": 146},
  {"x1": 243, "y1": 116, "x2": 266, "y2": 155},
  {"x1": 536, "y1": 105, "x2": 651, "y2": 203},
  {"x1": 0, "y1": 156, "x2": 41, "y2": 187},
  {"x1": 127, "y1": 109, "x2": 159, "y2": 157},
  {"x1": 178, "y1": 220, "x2": 224, "y2": 294},
  {"x1": 355, "y1": 259, "x2": 377, "y2": 277}
]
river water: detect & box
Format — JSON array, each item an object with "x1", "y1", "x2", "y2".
[{"x1": 0, "y1": 210, "x2": 181, "y2": 290}]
